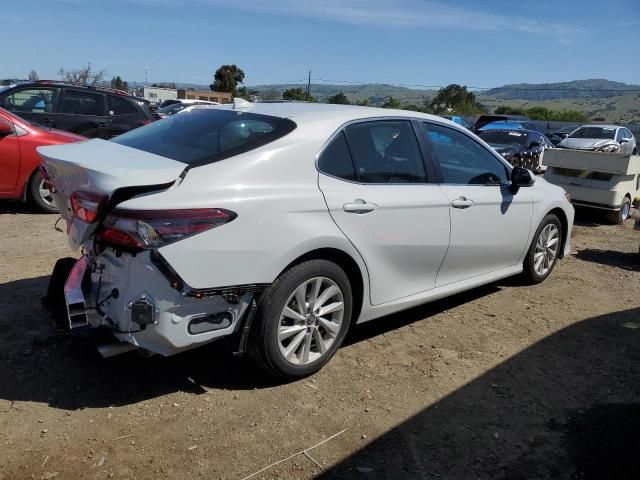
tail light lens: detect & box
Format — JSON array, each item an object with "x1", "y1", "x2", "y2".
[
  {"x1": 96, "y1": 208, "x2": 237, "y2": 249},
  {"x1": 70, "y1": 191, "x2": 107, "y2": 223}
]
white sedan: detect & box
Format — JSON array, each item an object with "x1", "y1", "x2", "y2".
[{"x1": 39, "y1": 101, "x2": 574, "y2": 379}]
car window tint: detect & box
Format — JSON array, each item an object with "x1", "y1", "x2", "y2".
[
  {"x1": 344, "y1": 121, "x2": 426, "y2": 183},
  {"x1": 2, "y1": 88, "x2": 56, "y2": 113},
  {"x1": 112, "y1": 108, "x2": 296, "y2": 166},
  {"x1": 423, "y1": 122, "x2": 510, "y2": 186},
  {"x1": 108, "y1": 96, "x2": 137, "y2": 115},
  {"x1": 59, "y1": 90, "x2": 105, "y2": 116},
  {"x1": 317, "y1": 131, "x2": 356, "y2": 181}
]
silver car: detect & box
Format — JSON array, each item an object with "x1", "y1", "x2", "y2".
[{"x1": 558, "y1": 125, "x2": 636, "y2": 154}]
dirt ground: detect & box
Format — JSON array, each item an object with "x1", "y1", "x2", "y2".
[{"x1": 0, "y1": 201, "x2": 639, "y2": 480}]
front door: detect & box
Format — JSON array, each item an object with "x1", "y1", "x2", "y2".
[
  {"x1": 419, "y1": 121, "x2": 533, "y2": 287},
  {"x1": 318, "y1": 120, "x2": 451, "y2": 305}
]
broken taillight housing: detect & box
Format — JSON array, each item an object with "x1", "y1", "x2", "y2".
[
  {"x1": 70, "y1": 191, "x2": 107, "y2": 223},
  {"x1": 96, "y1": 208, "x2": 237, "y2": 249}
]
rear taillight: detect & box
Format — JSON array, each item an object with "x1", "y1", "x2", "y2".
[
  {"x1": 96, "y1": 208, "x2": 237, "y2": 249},
  {"x1": 70, "y1": 191, "x2": 107, "y2": 223}
]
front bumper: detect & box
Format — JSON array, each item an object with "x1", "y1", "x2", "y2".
[{"x1": 64, "y1": 249, "x2": 259, "y2": 356}]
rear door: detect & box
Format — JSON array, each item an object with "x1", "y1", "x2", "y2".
[
  {"x1": 318, "y1": 119, "x2": 451, "y2": 305},
  {"x1": 57, "y1": 89, "x2": 110, "y2": 138},
  {"x1": 419, "y1": 121, "x2": 533, "y2": 287},
  {"x1": 0, "y1": 115, "x2": 21, "y2": 194},
  {"x1": 107, "y1": 95, "x2": 145, "y2": 137},
  {"x1": 0, "y1": 86, "x2": 59, "y2": 128}
]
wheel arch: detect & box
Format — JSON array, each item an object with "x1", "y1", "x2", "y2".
[
  {"x1": 278, "y1": 247, "x2": 366, "y2": 323},
  {"x1": 547, "y1": 207, "x2": 569, "y2": 258}
]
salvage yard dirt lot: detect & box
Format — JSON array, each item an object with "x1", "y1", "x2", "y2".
[{"x1": 1, "y1": 203, "x2": 639, "y2": 480}]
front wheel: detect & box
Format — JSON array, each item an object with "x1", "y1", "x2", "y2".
[
  {"x1": 248, "y1": 260, "x2": 353, "y2": 379},
  {"x1": 28, "y1": 170, "x2": 58, "y2": 213},
  {"x1": 522, "y1": 214, "x2": 563, "y2": 284}
]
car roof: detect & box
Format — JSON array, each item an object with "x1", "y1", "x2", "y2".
[
  {"x1": 206, "y1": 101, "x2": 452, "y2": 127},
  {"x1": 479, "y1": 128, "x2": 538, "y2": 135},
  {"x1": 577, "y1": 124, "x2": 621, "y2": 129},
  {"x1": 3, "y1": 81, "x2": 131, "y2": 97}
]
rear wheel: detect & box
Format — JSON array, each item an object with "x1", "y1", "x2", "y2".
[
  {"x1": 28, "y1": 170, "x2": 57, "y2": 213},
  {"x1": 248, "y1": 259, "x2": 353, "y2": 379},
  {"x1": 522, "y1": 214, "x2": 562, "y2": 284},
  {"x1": 605, "y1": 197, "x2": 631, "y2": 224}
]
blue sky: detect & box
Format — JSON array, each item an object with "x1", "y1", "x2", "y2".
[{"x1": 2, "y1": 0, "x2": 639, "y2": 88}]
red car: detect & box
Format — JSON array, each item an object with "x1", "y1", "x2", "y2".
[{"x1": 0, "y1": 107, "x2": 84, "y2": 212}]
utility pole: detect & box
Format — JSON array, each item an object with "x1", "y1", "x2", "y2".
[
  {"x1": 145, "y1": 65, "x2": 149, "y2": 85},
  {"x1": 306, "y1": 70, "x2": 311, "y2": 97}
]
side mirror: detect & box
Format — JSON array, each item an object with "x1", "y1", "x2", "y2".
[
  {"x1": 510, "y1": 167, "x2": 535, "y2": 194},
  {"x1": 619, "y1": 138, "x2": 629, "y2": 143},
  {"x1": 0, "y1": 119, "x2": 12, "y2": 137}
]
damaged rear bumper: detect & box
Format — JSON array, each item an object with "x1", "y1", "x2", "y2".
[{"x1": 61, "y1": 249, "x2": 266, "y2": 356}]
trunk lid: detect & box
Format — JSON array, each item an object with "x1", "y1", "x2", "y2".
[{"x1": 38, "y1": 138, "x2": 188, "y2": 249}]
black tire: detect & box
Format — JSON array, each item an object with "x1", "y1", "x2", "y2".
[
  {"x1": 522, "y1": 213, "x2": 563, "y2": 284},
  {"x1": 248, "y1": 259, "x2": 353, "y2": 379},
  {"x1": 605, "y1": 196, "x2": 631, "y2": 225},
  {"x1": 28, "y1": 170, "x2": 58, "y2": 213}
]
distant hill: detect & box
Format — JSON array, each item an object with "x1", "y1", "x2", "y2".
[
  {"x1": 485, "y1": 79, "x2": 640, "y2": 101},
  {"x1": 250, "y1": 83, "x2": 437, "y2": 105}
]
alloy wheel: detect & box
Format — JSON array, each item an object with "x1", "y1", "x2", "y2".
[
  {"x1": 38, "y1": 179, "x2": 56, "y2": 209},
  {"x1": 277, "y1": 276, "x2": 344, "y2": 366},
  {"x1": 533, "y1": 223, "x2": 560, "y2": 276}
]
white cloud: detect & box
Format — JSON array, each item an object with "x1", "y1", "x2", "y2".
[{"x1": 116, "y1": 0, "x2": 582, "y2": 40}]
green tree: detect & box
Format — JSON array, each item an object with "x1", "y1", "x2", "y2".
[
  {"x1": 327, "y1": 91, "x2": 350, "y2": 105},
  {"x1": 110, "y1": 75, "x2": 128, "y2": 90},
  {"x1": 429, "y1": 84, "x2": 484, "y2": 115},
  {"x1": 282, "y1": 87, "x2": 316, "y2": 102},
  {"x1": 210, "y1": 65, "x2": 245, "y2": 96},
  {"x1": 355, "y1": 99, "x2": 370, "y2": 106},
  {"x1": 381, "y1": 96, "x2": 402, "y2": 109}
]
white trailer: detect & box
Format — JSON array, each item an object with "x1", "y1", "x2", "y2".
[{"x1": 544, "y1": 149, "x2": 640, "y2": 224}]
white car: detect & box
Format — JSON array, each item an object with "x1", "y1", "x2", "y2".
[
  {"x1": 39, "y1": 101, "x2": 574, "y2": 379},
  {"x1": 558, "y1": 125, "x2": 637, "y2": 155}
]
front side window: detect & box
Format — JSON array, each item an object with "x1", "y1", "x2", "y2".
[
  {"x1": 108, "y1": 95, "x2": 137, "y2": 115},
  {"x1": 112, "y1": 108, "x2": 296, "y2": 166},
  {"x1": 59, "y1": 90, "x2": 105, "y2": 116},
  {"x1": 423, "y1": 122, "x2": 510, "y2": 185},
  {"x1": 1, "y1": 88, "x2": 56, "y2": 113},
  {"x1": 344, "y1": 121, "x2": 426, "y2": 183}
]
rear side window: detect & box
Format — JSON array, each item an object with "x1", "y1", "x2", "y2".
[
  {"x1": 318, "y1": 132, "x2": 356, "y2": 181},
  {"x1": 344, "y1": 121, "x2": 426, "y2": 183},
  {"x1": 112, "y1": 108, "x2": 296, "y2": 166},
  {"x1": 108, "y1": 96, "x2": 137, "y2": 115},
  {"x1": 59, "y1": 90, "x2": 105, "y2": 116}
]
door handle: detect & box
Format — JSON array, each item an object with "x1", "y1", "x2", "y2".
[
  {"x1": 343, "y1": 199, "x2": 377, "y2": 214},
  {"x1": 451, "y1": 197, "x2": 474, "y2": 209}
]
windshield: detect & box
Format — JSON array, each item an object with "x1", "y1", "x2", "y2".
[
  {"x1": 112, "y1": 108, "x2": 296, "y2": 167},
  {"x1": 158, "y1": 103, "x2": 187, "y2": 115},
  {"x1": 479, "y1": 130, "x2": 527, "y2": 146},
  {"x1": 569, "y1": 126, "x2": 616, "y2": 140}
]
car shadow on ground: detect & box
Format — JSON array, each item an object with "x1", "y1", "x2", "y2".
[
  {"x1": 0, "y1": 275, "x2": 503, "y2": 410},
  {"x1": 0, "y1": 200, "x2": 50, "y2": 215},
  {"x1": 576, "y1": 249, "x2": 640, "y2": 272},
  {"x1": 319, "y1": 306, "x2": 640, "y2": 480}
]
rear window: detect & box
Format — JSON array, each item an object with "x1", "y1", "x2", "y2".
[{"x1": 111, "y1": 108, "x2": 296, "y2": 166}]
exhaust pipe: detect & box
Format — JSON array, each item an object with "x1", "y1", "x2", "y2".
[{"x1": 97, "y1": 342, "x2": 137, "y2": 358}]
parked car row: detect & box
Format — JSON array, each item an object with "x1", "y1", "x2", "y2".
[{"x1": 0, "y1": 81, "x2": 157, "y2": 139}]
